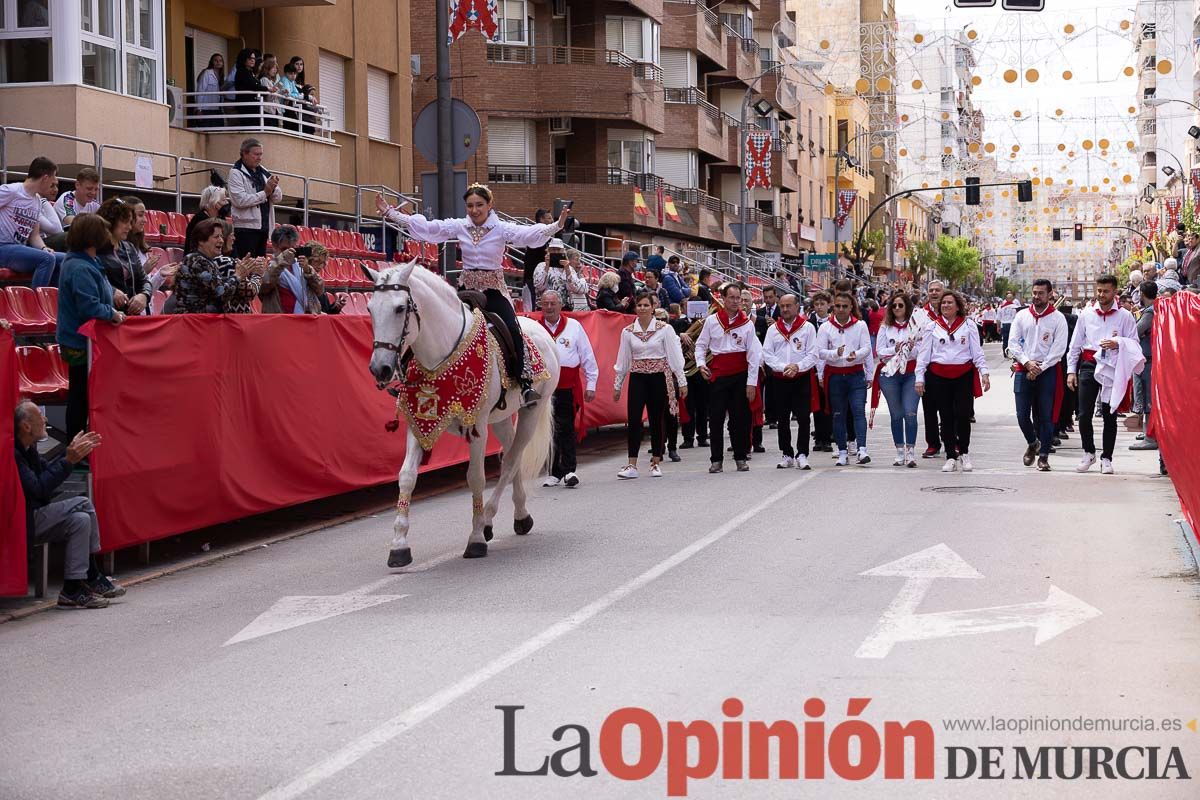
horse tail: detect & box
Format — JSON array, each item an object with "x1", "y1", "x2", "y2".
[{"x1": 519, "y1": 379, "x2": 556, "y2": 483}]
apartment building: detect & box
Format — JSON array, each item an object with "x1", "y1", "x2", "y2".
[
  {"x1": 0, "y1": 0, "x2": 412, "y2": 220},
  {"x1": 1134, "y1": 0, "x2": 1191, "y2": 211},
  {"x1": 408, "y1": 0, "x2": 807, "y2": 263}
]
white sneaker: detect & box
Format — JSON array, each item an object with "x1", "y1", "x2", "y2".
[
  {"x1": 563, "y1": 472, "x2": 580, "y2": 487},
  {"x1": 795, "y1": 454, "x2": 811, "y2": 470},
  {"x1": 542, "y1": 476, "x2": 561, "y2": 487},
  {"x1": 893, "y1": 448, "x2": 905, "y2": 467},
  {"x1": 836, "y1": 451, "x2": 848, "y2": 466},
  {"x1": 856, "y1": 448, "x2": 871, "y2": 466},
  {"x1": 650, "y1": 464, "x2": 663, "y2": 478},
  {"x1": 1076, "y1": 453, "x2": 1097, "y2": 473},
  {"x1": 904, "y1": 446, "x2": 917, "y2": 468},
  {"x1": 1100, "y1": 458, "x2": 1114, "y2": 475},
  {"x1": 942, "y1": 458, "x2": 958, "y2": 473},
  {"x1": 617, "y1": 465, "x2": 639, "y2": 480},
  {"x1": 960, "y1": 454, "x2": 973, "y2": 472},
  {"x1": 777, "y1": 456, "x2": 795, "y2": 469}
]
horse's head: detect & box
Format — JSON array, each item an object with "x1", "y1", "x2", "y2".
[{"x1": 363, "y1": 260, "x2": 420, "y2": 388}]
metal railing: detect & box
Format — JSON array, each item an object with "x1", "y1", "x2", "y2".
[
  {"x1": 180, "y1": 92, "x2": 334, "y2": 142},
  {"x1": 485, "y1": 44, "x2": 663, "y2": 82},
  {"x1": 0, "y1": 127, "x2": 99, "y2": 184},
  {"x1": 663, "y1": 87, "x2": 740, "y2": 128}
]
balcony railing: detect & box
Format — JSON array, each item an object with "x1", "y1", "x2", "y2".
[
  {"x1": 485, "y1": 44, "x2": 662, "y2": 82},
  {"x1": 180, "y1": 91, "x2": 334, "y2": 142},
  {"x1": 664, "y1": 87, "x2": 739, "y2": 128}
]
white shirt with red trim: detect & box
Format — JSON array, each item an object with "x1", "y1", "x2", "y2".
[
  {"x1": 875, "y1": 319, "x2": 922, "y2": 364},
  {"x1": 762, "y1": 317, "x2": 819, "y2": 375},
  {"x1": 1009, "y1": 305, "x2": 1068, "y2": 370},
  {"x1": 815, "y1": 317, "x2": 873, "y2": 375},
  {"x1": 997, "y1": 300, "x2": 1020, "y2": 324},
  {"x1": 1067, "y1": 304, "x2": 1138, "y2": 375},
  {"x1": 541, "y1": 315, "x2": 598, "y2": 391},
  {"x1": 613, "y1": 318, "x2": 686, "y2": 391},
  {"x1": 694, "y1": 311, "x2": 763, "y2": 386},
  {"x1": 915, "y1": 316, "x2": 989, "y2": 383}
]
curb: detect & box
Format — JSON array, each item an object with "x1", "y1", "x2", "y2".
[{"x1": 1178, "y1": 519, "x2": 1200, "y2": 577}]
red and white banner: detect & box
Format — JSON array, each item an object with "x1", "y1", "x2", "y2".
[
  {"x1": 745, "y1": 132, "x2": 772, "y2": 190},
  {"x1": 1190, "y1": 168, "x2": 1200, "y2": 200},
  {"x1": 895, "y1": 219, "x2": 908, "y2": 250},
  {"x1": 448, "y1": 0, "x2": 499, "y2": 43},
  {"x1": 835, "y1": 189, "x2": 857, "y2": 228},
  {"x1": 1165, "y1": 197, "x2": 1183, "y2": 231},
  {"x1": 1148, "y1": 214, "x2": 1160, "y2": 239}
]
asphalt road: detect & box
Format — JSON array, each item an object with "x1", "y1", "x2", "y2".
[{"x1": 2, "y1": 346, "x2": 1198, "y2": 799}]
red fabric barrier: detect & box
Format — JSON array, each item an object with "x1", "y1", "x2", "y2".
[
  {"x1": 1151, "y1": 293, "x2": 1200, "y2": 538},
  {"x1": 1, "y1": 332, "x2": 27, "y2": 595},
  {"x1": 79, "y1": 312, "x2": 634, "y2": 553}
]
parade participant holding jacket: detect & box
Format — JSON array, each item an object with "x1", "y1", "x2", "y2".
[{"x1": 377, "y1": 185, "x2": 568, "y2": 407}]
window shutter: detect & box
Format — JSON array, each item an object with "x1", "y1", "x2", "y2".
[
  {"x1": 660, "y1": 48, "x2": 694, "y2": 89},
  {"x1": 655, "y1": 149, "x2": 697, "y2": 189},
  {"x1": 605, "y1": 19, "x2": 621, "y2": 52},
  {"x1": 318, "y1": 51, "x2": 347, "y2": 132},
  {"x1": 488, "y1": 118, "x2": 534, "y2": 166},
  {"x1": 187, "y1": 28, "x2": 229, "y2": 79},
  {"x1": 366, "y1": 67, "x2": 391, "y2": 141},
  {"x1": 623, "y1": 18, "x2": 643, "y2": 60}
]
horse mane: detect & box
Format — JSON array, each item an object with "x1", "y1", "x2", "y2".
[{"x1": 405, "y1": 261, "x2": 466, "y2": 310}]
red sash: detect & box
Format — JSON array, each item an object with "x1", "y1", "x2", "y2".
[
  {"x1": 870, "y1": 359, "x2": 917, "y2": 409},
  {"x1": 1080, "y1": 349, "x2": 1097, "y2": 364},
  {"x1": 929, "y1": 362, "x2": 983, "y2": 398},
  {"x1": 708, "y1": 351, "x2": 748, "y2": 380},
  {"x1": 558, "y1": 365, "x2": 588, "y2": 443},
  {"x1": 750, "y1": 375, "x2": 764, "y2": 427}
]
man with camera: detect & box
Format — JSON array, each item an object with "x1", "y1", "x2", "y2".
[{"x1": 259, "y1": 224, "x2": 324, "y2": 314}]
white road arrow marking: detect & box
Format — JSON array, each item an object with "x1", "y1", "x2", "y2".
[{"x1": 855, "y1": 544, "x2": 1101, "y2": 658}]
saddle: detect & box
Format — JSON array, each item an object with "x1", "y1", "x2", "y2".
[{"x1": 458, "y1": 290, "x2": 518, "y2": 378}]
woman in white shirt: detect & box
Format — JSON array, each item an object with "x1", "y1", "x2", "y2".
[
  {"x1": 916, "y1": 291, "x2": 991, "y2": 473},
  {"x1": 613, "y1": 292, "x2": 687, "y2": 479},
  {"x1": 873, "y1": 292, "x2": 923, "y2": 467},
  {"x1": 376, "y1": 185, "x2": 568, "y2": 405},
  {"x1": 194, "y1": 54, "x2": 225, "y2": 128}
]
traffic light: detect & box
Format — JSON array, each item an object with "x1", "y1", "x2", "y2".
[
  {"x1": 1017, "y1": 250, "x2": 1025, "y2": 265},
  {"x1": 965, "y1": 176, "x2": 980, "y2": 206},
  {"x1": 1074, "y1": 223, "x2": 1083, "y2": 241},
  {"x1": 1016, "y1": 180, "x2": 1033, "y2": 202},
  {"x1": 1001, "y1": 0, "x2": 1045, "y2": 9},
  {"x1": 1052, "y1": 228, "x2": 1062, "y2": 241}
]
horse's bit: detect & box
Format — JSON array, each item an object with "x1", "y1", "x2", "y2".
[{"x1": 370, "y1": 281, "x2": 420, "y2": 374}]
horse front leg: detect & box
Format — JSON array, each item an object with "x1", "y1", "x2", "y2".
[
  {"x1": 388, "y1": 430, "x2": 425, "y2": 568},
  {"x1": 463, "y1": 425, "x2": 490, "y2": 559}
]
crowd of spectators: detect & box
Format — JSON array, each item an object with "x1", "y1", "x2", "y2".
[{"x1": 191, "y1": 49, "x2": 323, "y2": 133}]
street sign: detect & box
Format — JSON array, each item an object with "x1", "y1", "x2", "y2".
[
  {"x1": 1002, "y1": 0, "x2": 1045, "y2": 9},
  {"x1": 729, "y1": 222, "x2": 758, "y2": 247},
  {"x1": 805, "y1": 253, "x2": 836, "y2": 271},
  {"x1": 413, "y1": 98, "x2": 482, "y2": 165}
]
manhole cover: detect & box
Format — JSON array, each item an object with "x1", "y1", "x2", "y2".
[{"x1": 921, "y1": 485, "x2": 1012, "y2": 495}]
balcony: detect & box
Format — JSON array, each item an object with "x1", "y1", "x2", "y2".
[
  {"x1": 771, "y1": 144, "x2": 800, "y2": 193},
  {"x1": 663, "y1": 87, "x2": 738, "y2": 162},
  {"x1": 715, "y1": 27, "x2": 762, "y2": 87},
  {"x1": 484, "y1": 46, "x2": 663, "y2": 132},
  {"x1": 617, "y1": 0, "x2": 665, "y2": 21},
  {"x1": 663, "y1": 1, "x2": 728, "y2": 69},
  {"x1": 207, "y1": 0, "x2": 332, "y2": 7}
]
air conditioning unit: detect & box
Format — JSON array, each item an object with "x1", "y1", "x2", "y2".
[
  {"x1": 166, "y1": 85, "x2": 186, "y2": 129},
  {"x1": 549, "y1": 116, "x2": 573, "y2": 135},
  {"x1": 553, "y1": 0, "x2": 567, "y2": 17}
]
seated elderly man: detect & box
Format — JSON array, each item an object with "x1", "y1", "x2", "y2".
[{"x1": 14, "y1": 401, "x2": 124, "y2": 608}]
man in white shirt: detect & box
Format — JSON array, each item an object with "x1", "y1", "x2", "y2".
[
  {"x1": 53, "y1": 167, "x2": 101, "y2": 226},
  {"x1": 762, "y1": 293, "x2": 818, "y2": 469},
  {"x1": 1009, "y1": 278, "x2": 1068, "y2": 471},
  {"x1": 913, "y1": 280, "x2": 944, "y2": 458},
  {"x1": 997, "y1": 292, "x2": 1021, "y2": 354},
  {"x1": 539, "y1": 291, "x2": 598, "y2": 488},
  {"x1": 1067, "y1": 274, "x2": 1138, "y2": 474},
  {"x1": 695, "y1": 283, "x2": 762, "y2": 473},
  {"x1": 816, "y1": 291, "x2": 874, "y2": 466},
  {"x1": 0, "y1": 156, "x2": 67, "y2": 286}
]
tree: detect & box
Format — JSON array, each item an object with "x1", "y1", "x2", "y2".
[
  {"x1": 932, "y1": 234, "x2": 981, "y2": 289},
  {"x1": 992, "y1": 275, "x2": 1017, "y2": 298},
  {"x1": 906, "y1": 239, "x2": 938, "y2": 284}
]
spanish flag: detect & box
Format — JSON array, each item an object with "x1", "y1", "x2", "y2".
[
  {"x1": 633, "y1": 188, "x2": 650, "y2": 216},
  {"x1": 663, "y1": 194, "x2": 681, "y2": 222}
]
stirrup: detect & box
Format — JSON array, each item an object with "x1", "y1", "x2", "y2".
[{"x1": 520, "y1": 379, "x2": 538, "y2": 407}]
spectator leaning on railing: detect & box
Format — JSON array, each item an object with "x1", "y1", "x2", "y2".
[
  {"x1": 259, "y1": 224, "x2": 323, "y2": 314},
  {"x1": 0, "y1": 157, "x2": 68, "y2": 287},
  {"x1": 565, "y1": 249, "x2": 590, "y2": 311},
  {"x1": 57, "y1": 214, "x2": 127, "y2": 440},
  {"x1": 95, "y1": 198, "x2": 152, "y2": 316},
  {"x1": 228, "y1": 138, "x2": 282, "y2": 258}
]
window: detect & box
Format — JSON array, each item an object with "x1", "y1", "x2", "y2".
[
  {"x1": 318, "y1": 50, "x2": 347, "y2": 132},
  {"x1": 0, "y1": 0, "x2": 51, "y2": 82},
  {"x1": 81, "y1": 0, "x2": 115, "y2": 38},
  {"x1": 82, "y1": 39, "x2": 118, "y2": 90},
  {"x1": 607, "y1": 130, "x2": 654, "y2": 174},
  {"x1": 606, "y1": 16, "x2": 660, "y2": 64},
  {"x1": 367, "y1": 67, "x2": 391, "y2": 141},
  {"x1": 75, "y1": 0, "x2": 161, "y2": 99},
  {"x1": 497, "y1": 0, "x2": 528, "y2": 45},
  {"x1": 488, "y1": 118, "x2": 536, "y2": 181},
  {"x1": 837, "y1": 119, "x2": 848, "y2": 152},
  {"x1": 656, "y1": 148, "x2": 698, "y2": 188}
]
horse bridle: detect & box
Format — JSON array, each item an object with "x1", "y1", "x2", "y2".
[{"x1": 370, "y1": 281, "x2": 420, "y2": 372}]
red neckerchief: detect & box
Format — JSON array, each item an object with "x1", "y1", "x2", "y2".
[
  {"x1": 830, "y1": 315, "x2": 858, "y2": 333},
  {"x1": 933, "y1": 314, "x2": 966, "y2": 336},
  {"x1": 923, "y1": 304, "x2": 937, "y2": 317},
  {"x1": 716, "y1": 308, "x2": 748, "y2": 333},
  {"x1": 1095, "y1": 303, "x2": 1117, "y2": 320},
  {"x1": 775, "y1": 316, "x2": 807, "y2": 337},
  {"x1": 1029, "y1": 303, "x2": 1056, "y2": 321},
  {"x1": 541, "y1": 315, "x2": 567, "y2": 339}
]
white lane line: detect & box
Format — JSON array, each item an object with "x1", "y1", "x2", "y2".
[{"x1": 255, "y1": 471, "x2": 818, "y2": 800}]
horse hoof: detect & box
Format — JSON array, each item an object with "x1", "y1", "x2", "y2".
[
  {"x1": 514, "y1": 515, "x2": 534, "y2": 536},
  {"x1": 483, "y1": 525, "x2": 494, "y2": 542},
  {"x1": 387, "y1": 547, "x2": 413, "y2": 568},
  {"x1": 463, "y1": 542, "x2": 488, "y2": 559}
]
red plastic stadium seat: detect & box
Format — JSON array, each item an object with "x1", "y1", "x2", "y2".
[
  {"x1": 15, "y1": 346, "x2": 67, "y2": 401},
  {"x1": 166, "y1": 248, "x2": 184, "y2": 264},
  {"x1": 151, "y1": 290, "x2": 169, "y2": 315},
  {"x1": 169, "y1": 212, "x2": 189, "y2": 244},
  {"x1": 145, "y1": 210, "x2": 168, "y2": 245},
  {"x1": 325, "y1": 258, "x2": 348, "y2": 289},
  {"x1": 44, "y1": 344, "x2": 69, "y2": 384},
  {"x1": 251, "y1": 296, "x2": 263, "y2": 314},
  {"x1": 350, "y1": 293, "x2": 371, "y2": 315},
  {"x1": 35, "y1": 286, "x2": 58, "y2": 324},
  {"x1": 422, "y1": 243, "x2": 438, "y2": 263},
  {"x1": 334, "y1": 291, "x2": 350, "y2": 312},
  {"x1": 4, "y1": 286, "x2": 55, "y2": 334},
  {"x1": 148, "y1": 246, "x2": 168, "y2": 267},
  {"x1": 337, "y1": 229, "x2": 355, "y2": 257},
  {"x1": 351, "y1": 232, "x2": 369, "y2": 256},
  {"x1": 0, "y1": 268, "x2": 32, "y2": 285}
]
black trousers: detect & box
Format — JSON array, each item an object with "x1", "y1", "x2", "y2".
[
  {"x1": 66, "y1": 360, "x2": 88, "y2": 441},
  {"x1": 927, "y1": 372, "x2": 975, "y2": 459},
  {"x1": 812, "y1": 406, "x2": 832, "y2": 446},
  {"x1": 1076, "y1": 363, "x2": 1117, "y2": 459},
  {"x1": 683, "y1": 372, "x2": 709, "y2": 444},
  {"x1": 709, "y1": 373, "x2": 750, "y2": 463},
  {"x1": 550, "y1": 388, "x2": 577, "y2": 478},
  {"x1": 1057, "y1": 366, "x2": 1076, "y2": 433},
  {"x1": 762, "y1": 370, "x2": 778, "y2": 424},
  {"x1": 627, "y1": 372, "x2": 667, "y2": 459},
  {"x1": 484, "y1": 288, "x2": 525, "y2": 380},
  {"x1": 234, "y1": 227, "x2": 267, "y2": 258},
  {"x1": 775, "y1": 374, "x2": 813, "y2": 457},
  {"x1": 922, "y1": 394, "x2": 941, "y2": 450}
]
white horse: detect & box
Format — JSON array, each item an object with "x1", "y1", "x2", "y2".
[{"x1": 362, "y1": 261, "x2": 559, "y2": 565}]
